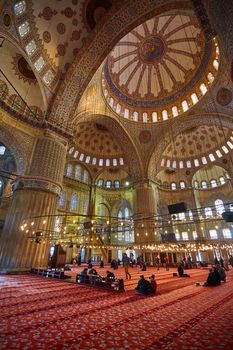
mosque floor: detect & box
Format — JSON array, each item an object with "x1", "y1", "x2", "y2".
[{"x1": 1, "y1": 267, "x2": 233, "y2": 349}]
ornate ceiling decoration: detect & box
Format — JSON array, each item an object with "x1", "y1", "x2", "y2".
[
  {"x1": 161, "y1": 126, "x2": 233, "y2": 169},
  {"x1": 0, "y1": 38, "x2": 44, "y2": 119},
  {"x1": 69, "y1": 122, "x2": 125, "y2": 168},
  {"x1": 102, "y1": 14, "x2": 219, "y2": 122}
]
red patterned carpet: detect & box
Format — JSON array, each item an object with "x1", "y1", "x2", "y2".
[{"x1": 1, "y1": 267, "x2": 233, "y2": 349}]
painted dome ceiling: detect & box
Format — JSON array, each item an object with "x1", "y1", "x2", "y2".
[
  {"x1": 102, "y1": 14, "x2": 219, "y2": 122},
  {"x1": 161, "y1": 126, "x2": 233, "y2": 169},
  {"x1": 69, "y1": 122, "x2": 125, "y2": 167},
  {"x1": 0, "y1": 38, "x2": 44, "y2": 119},
  {"x1": 1, "y1": 0, "x2": 116, "y2": 94}
]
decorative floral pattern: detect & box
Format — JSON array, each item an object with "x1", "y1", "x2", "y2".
[{"x1": 1, "y1": 269, "x2": 233, "y2": 349}]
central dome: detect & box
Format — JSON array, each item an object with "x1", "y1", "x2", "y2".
[
  {"x1": 102, "y1": 14, "x2": 219, "y2": 122},
  {"x1": 140, "y1": 36, "x2": 165, "y2": 63}
]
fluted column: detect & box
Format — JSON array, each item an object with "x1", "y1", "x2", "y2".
[
  {"x1": 133, "y1": 180, "x2": 159, "y2": 245},
  {"x1": 0, "y1": 130, "x2": 68, "y2": 273}
]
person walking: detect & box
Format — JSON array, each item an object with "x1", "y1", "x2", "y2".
[
  {"x1": 164, "y1": 255, "x2": 169, "y2": 271},
  {"x1": 156, "y1": 254, "x2": 160, "y2": 271},
  {"x1": 123, "y1": 253, "x2": 131, "y2": 280}
]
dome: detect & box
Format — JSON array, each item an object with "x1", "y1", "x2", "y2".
[
  {"x1": 161, "y1": 126, "x2": 233, "y2": 169},
  {"x1": 69, "y1": 122, "x2": 125, "y2": 168},
  {"x1": 102, "y1": 14, "x2": 219, "y2": 122}
]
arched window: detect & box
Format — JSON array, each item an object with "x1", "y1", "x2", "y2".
[
  {"x1": 133, "y1": 112, "x2": 138, "y2": 121},
  {"x1": 215, "y1": 199, "x2": 225, "y2": 216},
  {"x1": 210, "y1": 179, "x2": 217, "y2": 188},
  {"x1": 172, "y1": 106, "x2": 178, "y2": 117},
  {"x1": 105, "y1": 180, "x2": 112, "y2": 189},
  {"x1": 74, "y1": 165, "x2": 81, "y2": 179},
  {"x1": 189, "y1": 210, "x2": 193, "y2": 220},
  {"x1": 191, "y1": 93, "x2": 198, "y2": 104},
  {"x1": 97, "y1": 179, "x2": 103, "y2": 187},
  {"x1": 209, "y1": 229, "x2": 218, "y2": 239},
  {"x1": 83, "y1": 170, "x2": 89, "y2": 183},
  {"x1": 223, "y1": 228, "x2": 231, "y2": 239},
  {"x1": 182, "y1": 232, "x2": 188, "y2": 240},
  {"x1": 152, "y1": 112, "x2": 158, "y2": 122},
  {"x1": 194, "y1": 180, "x2": 199, "y2": 189},
  {"x1": 207, "y1": 72, "x2": 214, "y2": 83},
  {"x1": 178, "y1": 212, "x2": 186, "y2": 221},
  {"x1": 66, "y1": 164, "x2": 72, "y2": 177},
  {"x1": 205, "y1": 207, "x2": 213, "y2": 218},
  {"x1": 219, "y1": 176, "x2": 225, "y2": 185},
  {"x1": 70, "y1": 194, "x2": 78, "y2": 211},
  {"x1": 117, "y1": 205, "x2": 133, "y2": 241},
  {"x1": 83, "y1": 198, "x2": 88, "y2": 213},
  {"x1": 162, "y1": 110, "x2": 168, "y2": 120},
  {"x1": 180, "y1": 181, "x2": 186, "y2": 189},
  {"x1": 14, "y1": 1, "x2": 26, "y2": 16},
  {"x1": 117, "y1": 210, "x2": 123, "y2": 241},
  {"x1": 59, "y1": 192, "x2": 65, "y2": 209},
  {"x1": 114, "y1": 180, "x2": 120, "y2": 188},
  {"x1": 200, "y1": 83, "x2": 207, "y2": 95},
  {"x1": 182, "y1": 100, "x2": 189, "y2": 112},
  {"x1": 171, "y1": 182, "x2": 176, "y2": 190},
  {"x1": 201, "y1": 181, "x2": 207, "y2": 189}
]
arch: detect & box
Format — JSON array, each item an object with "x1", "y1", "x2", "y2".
[
  {"x1": 0, "y1": 122, "x2": 28, "y2": 174},
  {"x1": 148, "y1": 113, "x2": 233, "y2": 179},
  {"x1": 49, "y1": 0, "x2": 194, "y2": 127},
  {"x1": 0, "y1": 32, "x2": 47, "y2": 111},
  {"x1": 73, "y1": 113, "x2": 144, "y2": 180}
]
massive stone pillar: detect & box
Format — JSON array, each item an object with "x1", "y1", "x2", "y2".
[
  {"x1": 133, "y1": 180, "x2": 159, "y2": 245},
  {"x1": 0, "y1": 130, "x2": 67, "y2": 273}
]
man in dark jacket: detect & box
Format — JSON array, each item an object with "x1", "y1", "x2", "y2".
[{"x1": 135, "y1": 275, "x2": 154, "y2": 295}]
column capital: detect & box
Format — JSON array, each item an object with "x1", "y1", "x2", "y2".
[{"x1": 12, "y1": 176, "x2": 62, "y2": 196}]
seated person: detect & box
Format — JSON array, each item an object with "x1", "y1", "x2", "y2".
[
  {"x1": 79, "y1": 267, "x2": 88, "y2": 283},
  {"x1": 178, "y1": 264, "x2": 190, "y2": 277},
  {"x1": 88, "y1": 268, "x2": 98, "y2": 284},
  {"x1": 203, "y1": 267, "x2": 221, "y2": 286},
  {"x1": 149, "y1": 275, "x2": 157, "y2": 294},
  {"x1": 106, "y1": 270, "x2": 115, "y2": 280},
  {"x1": 105, "y1": 270, "x2": 115, "y2": 287},
  {"x1": 216, "y1": 265, "x2": 226, "y2": 282},
  {"x1": 135, "y1": 275, "x2": 154, "y2": 295},
  {"x1": 99, "y1": 260, "x2": 104, "y2": 268},
  {"x1": 141, "y1": 262, "x2": 147, "y2": 271}
]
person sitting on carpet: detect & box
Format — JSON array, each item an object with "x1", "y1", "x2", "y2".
[
  {"x1": 99, "y1": 260, "x2": 104, "y2": 268},
  {"x1": 135, "y1": 275, "x2": 154, "y2": 295},
  {"x1": 216, "y1": 265, "x2": 226, "y2": 282},
  {"x1": 88, "y1": 268, "x2": 98, "y2": 284},
  {"x1": 178, "y1": 263, "x2": 190, "y2": 277},
  {"x1": 80, "y1": 267, "x2": 88, "y2": 283},
  {"x1": 149, "y1": 274, "x2": 157, "y2": 294},
  {"x1": 203, "y1": 266, "x2": 221, "y2": 286},
  {"x1": 106, "y1": 270, "x2": 115, "y2": 279}
]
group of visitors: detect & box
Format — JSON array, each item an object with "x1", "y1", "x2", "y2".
[
  {"x1": 79, "y1": 266, "x2": 116, "y2": 285},
  {"x1": 135, "y1": 274, "x2": 157, "y2": 296}
]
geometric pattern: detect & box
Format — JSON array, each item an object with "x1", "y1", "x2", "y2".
[{"x1": 1, "y1": 268, "x2": 233, "y2": 349}]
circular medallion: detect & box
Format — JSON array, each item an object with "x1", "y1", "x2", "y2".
[
  {"x1": 139, "y1": 130, "x2": 151, "y2": 144},
  {"x1": 140, "y1": 36, "x2": 165, "y2": 63},
  {"x1": 217, "y1": 88, "x2": 232, "y2": 106},
  {"x1": 43, "y1": 31, "x2": 51, "y2": 43}
]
